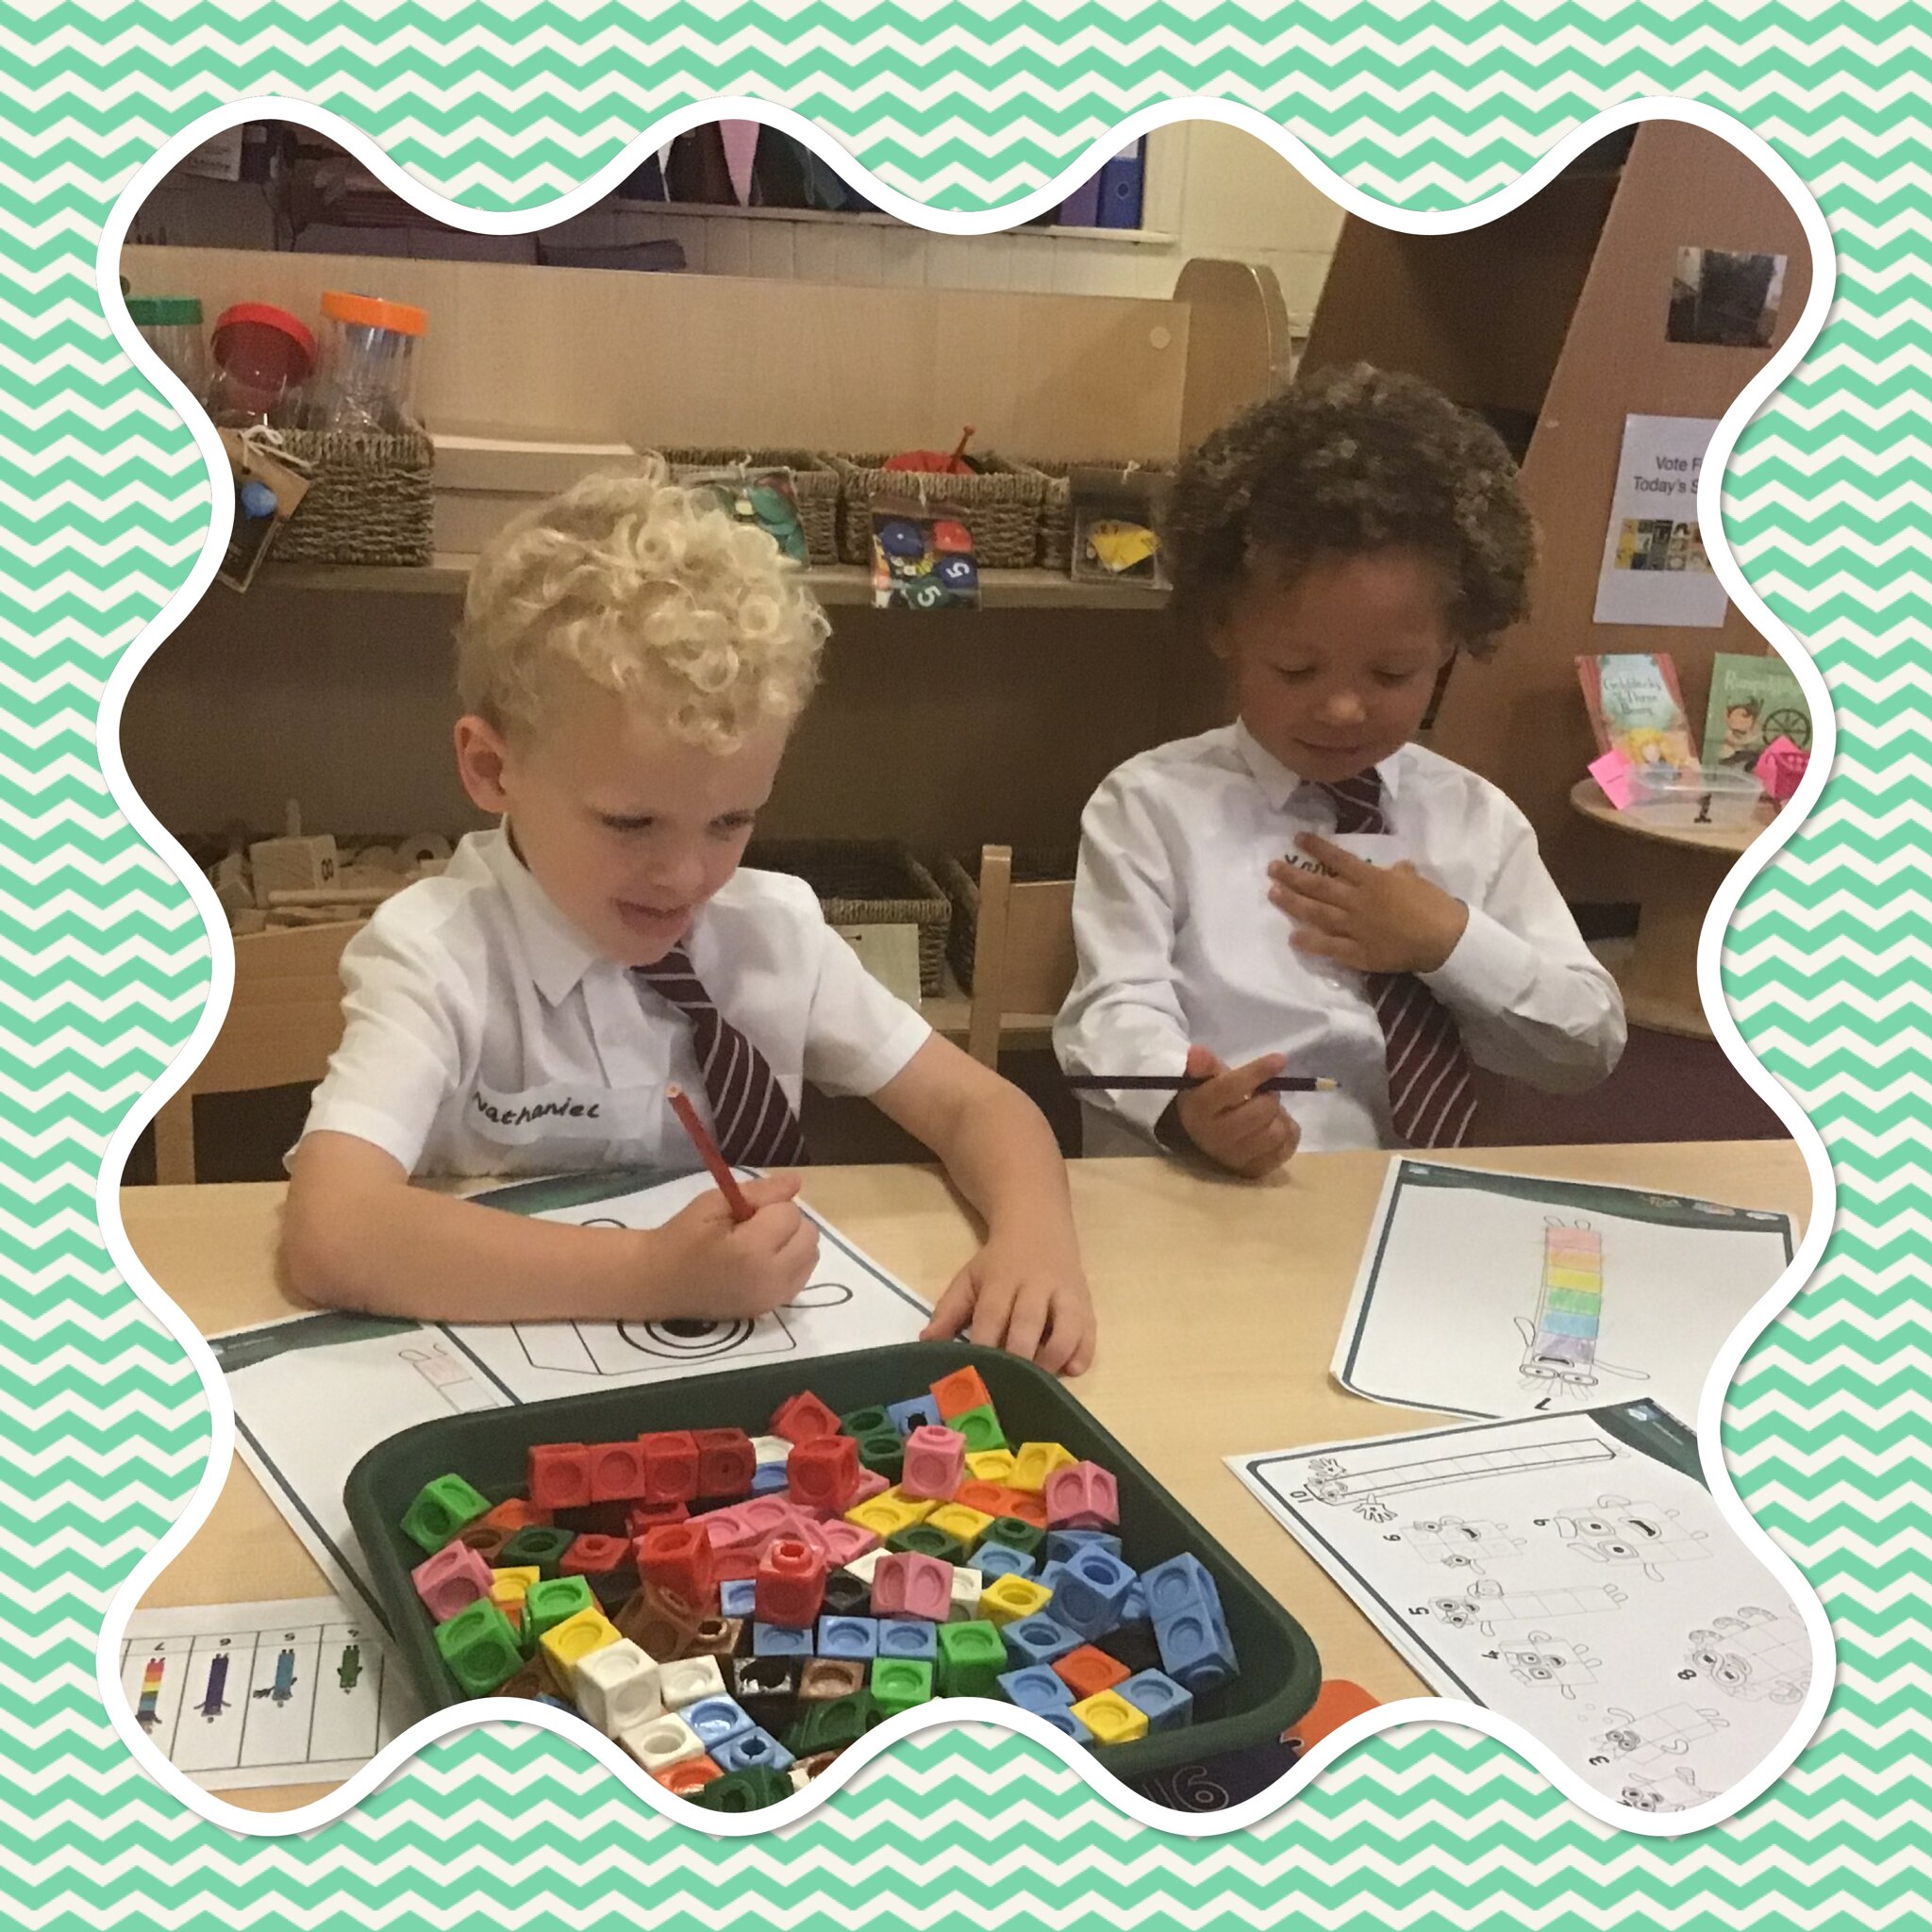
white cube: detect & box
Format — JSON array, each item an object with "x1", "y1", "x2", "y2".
[
  {"x1": 949, "y1": 1566, "x2": 984, "y2": 1623},
  {"x1": 843, "y1": 1548, "x2": 886, "y2": 1589},
  {"x1": 618, "y1": 1711, "x2": 704, "y2": 1773},
  {"x1": 750, "y1": 1434, "x2": 792, "y2": 1468},
  {"x1": 572, "y1": 1640, "x2": 661, "y2": 1737},
  {"x1": 658, "y1": 1655, "x2": 727, "y2": 1711}
]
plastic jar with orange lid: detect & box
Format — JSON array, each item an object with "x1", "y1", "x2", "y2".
[{"x1": 306, "y1": 290, "x2": 428, "y2": 434}]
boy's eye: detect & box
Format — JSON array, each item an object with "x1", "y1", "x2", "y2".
[
  {"x1": 709, "y1": 813, "x2": 757, "y2": 837},
  {"x1": 1372, "y1": 668, "x2": 1422, "y2": 687},
  {"x1": 1273, "y1": 665, "x2": 1318, "y2": 683},
  {"x1": 598, "y1": 814, "x2": 656, "y2": 833}
]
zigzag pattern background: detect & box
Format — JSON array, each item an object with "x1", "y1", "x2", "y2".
[{"x1": 1, "y1": 3, "x2": 1924, "y2": 1924}]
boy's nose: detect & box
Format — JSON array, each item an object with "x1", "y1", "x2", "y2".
[{"x1": 1320, "y1": 688, "x2": 1368, "y2": 724}]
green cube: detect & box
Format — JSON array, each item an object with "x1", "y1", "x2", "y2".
[
  {"x1": 434, "y1": 1597, "x2": 522, "y2": 1695},
  {"x1": 787, "y1": 1689, "x2": 878, "y2": 1757},
  {"x1": 841, "y1": 1405, "x2": 893, "y2": 1438},
  {"x1": 854, "y1": 1428, "x2": 906, "y2": 1479},
  {"x1": 401, "y1": 1474, "x2": 491, "y2": 1554},
  {"x1": 695, "y1": 1766, "x2": 792, "y2": 1812},
  {"x1": 871, "y1": 1658, "x2": 933, "y2": 1718},
  {"x1": 983, "y1": 1516, "x2": 1044, "y2": 1558},
  {"x1": 886, "y1": 1524, "x2": 966, "y2": 1563},
  {"x1": 937, "y1": 1620, "x2": 1006, "y2": 1697},
  {"x1": 523, "y1": 1574, "x2": 594, "y2": 1643},
  {"x1": 948, "y1": 1405, "x2": 1008, "y2": 1454},
  {"x1": 498, "y1": 1525, "x2": 575, "y2": 1578}
]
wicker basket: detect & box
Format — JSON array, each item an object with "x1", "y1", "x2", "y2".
[
  {"x1": 660, "y1": 447, "x2": 841, "y2": 568},
  {"x1": 745, "y1": 839, "x2": 952, "y2": 997},
  {"x1": 828, "y1": 455, "x2": 1044, "y2": 571},
  {"x1": 273, "y1": 428, "x2": 434, "y2": 566},
  {"x1": 998, "y1": 457, "x2": 1174, "y2": 572},
  {"x1": 938, "y1": 847, "x2": 1079, "y2": 994}
]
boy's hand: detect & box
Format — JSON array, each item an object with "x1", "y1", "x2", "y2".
[
  {"x1": 920, "y1": 1234, "x2": 1096, "y2": 1376},
  {"x1": 1172, "y1": 1042, "x2": 1300, "y2": 1178},
  {"x1": 1268, "y1": 836, "x2": 1469, "y2": 974},
  {"x1": 649, "y1": 1174, "x2": 820, "y2": 1319}
]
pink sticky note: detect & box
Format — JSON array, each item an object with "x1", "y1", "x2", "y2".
[{"x1": 1589, "y1": 746, "x2": 1639, "y2": 809}]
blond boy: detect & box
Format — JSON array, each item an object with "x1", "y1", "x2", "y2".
[{"x1": 282, "y1": 466, "x2": 1094, "y2": 1374}]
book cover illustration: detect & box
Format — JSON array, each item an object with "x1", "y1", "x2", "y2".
[
  {"x1": 1576, "y1": 654, "x2": 1700, "y2": 769},
  {"x1": 1704, "y1": 652, "x2": 1812, "y2": 768}
]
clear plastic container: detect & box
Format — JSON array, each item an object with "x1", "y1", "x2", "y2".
[
  {"x1": 305, "y1": 290, "x2": 427, "y2": 435},
  {"x1": 206, "y1": 303, "x2": 315, "y2": 428},
  {"x1": 1628, "y1": 760, "x2": 1766, "y2": 828},
  {"x1": 125, "y1": 295, "x2": 208, "y2": 394}
]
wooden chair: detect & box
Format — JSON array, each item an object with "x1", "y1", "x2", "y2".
[
  {"x1": 151, "y1": 920, "x2": 365, "y2": 1185},
  {"x1": 964, "y1": 845, "x2": 1078, "y2": 1070}
]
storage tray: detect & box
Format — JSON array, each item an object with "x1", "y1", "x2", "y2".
[{"x1": 343, "y1": 1340, "x2": 1324, "y2": 1786}]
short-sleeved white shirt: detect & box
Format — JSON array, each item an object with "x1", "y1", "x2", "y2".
[{"x1": 292, "y1": 825, "x2": 933, "y2": 1177}]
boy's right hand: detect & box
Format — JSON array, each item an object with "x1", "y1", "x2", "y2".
[
  {"x1": 1170, "y1": 1044, "x2": 1301, "y2": 1178},
  {"x1": 648, "y1": 1174, "x2": 821, "y2": 1318}
]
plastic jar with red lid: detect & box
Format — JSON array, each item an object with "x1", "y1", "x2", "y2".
[
  {"x1": 305, "y1": 290, "x2": 428, "y2": 435},
  {"x1": 206, "y1": 303, "x2": 315, "y2": 428}
]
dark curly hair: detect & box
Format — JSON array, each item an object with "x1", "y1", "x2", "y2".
[{"x1": 1164, "y1": 363, "x2": 1537, "y2": 658}]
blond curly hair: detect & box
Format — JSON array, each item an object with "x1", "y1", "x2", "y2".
[{"x1": 456, "y1": 459, "x2": 828, "y2": 750}]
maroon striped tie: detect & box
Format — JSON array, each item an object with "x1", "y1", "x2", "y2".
[
  {"x1": 634, "y1": 947, "x2": 809, "y2": 1167},
  {"x1": 1316, "y1": 773, "x2": 1477, "y2": 1149}
]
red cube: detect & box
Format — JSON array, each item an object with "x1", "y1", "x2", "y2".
[
  {"x1": 634, "y1": 1522, "x2": 715, "y2": 1613},
  {"x1": 755, "y1": 1535, "x2": 827, "y2": 1628},
  {"x1": 931, "y1": 1366, "x2": 991, "y2": 1421},
  {"x1": 560, "y1": 1533, "x2": 633, "y2": 1578},
  {"x1": 527, "y1": 1442, "x2": 592, "y2": 1511},
  {"x1": 787, "y1": 1435, "x2": 862, "y2": 1514},
  {"x1": 639, "y1": 1430, "x2": 701, "y2": 1504},
  {"x1": 694, "y1": 1427, "x2": 758, "y2": 1500},
  {"x1": 625, "y1": 1499, "x2": 691, "y2": 1539},
  {"x1": 770, "y1": 1391, "x2": 841, "y2": 1445},
  {"x1": 587, "y1": 1441, "x2": 648, "y2": 1502}
]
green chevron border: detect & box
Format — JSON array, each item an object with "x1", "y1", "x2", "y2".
[{"x1": 3, "y1": 5, "x2": 1921, "y2": 1924}]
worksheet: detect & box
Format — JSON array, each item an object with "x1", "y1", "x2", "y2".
[
  {"x1": 212, "y1": 1168, "x2": 930, "y2": 1616},
  {"x1": 1230, "y1": 1404, "x2": 1816, "y2": 1814},
  {"x1": 121, "y1": 1595, "x2": 422, "y2": 1790},
  {"x1": 1333, "y1": 1161, "x2": 1795, "y2": 1421}
]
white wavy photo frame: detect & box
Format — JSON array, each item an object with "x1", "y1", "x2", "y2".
[{"x1": 88, "y1": 89, "x2": 1840, "y2": 1843}]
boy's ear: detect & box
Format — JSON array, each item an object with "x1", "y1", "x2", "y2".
[{"x1": 454, "y1": 714, "x2": 513, "y2": 814}]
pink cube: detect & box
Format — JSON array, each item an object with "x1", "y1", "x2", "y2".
[
  {"x1": 1043, "y1": 1460, "x2": 1119, "y2": 1530},
  {"x1": 818, "y1": 1520, "x2": 881, "y2": 1568},
  {"x1": 411, "y1": 1541, "x2": 493, "y2": 1622},
  {"x1": 737, "y1": 1495, "x2": 794, "y2": 1541},
  {"x1": 872, "y1": 1551, "x2": 953, "y2": 1622},
  {"x1": 900, "y1": 1424, "x2": 966, "y2": 1501},
  {"x1": 850, "y1": 1469, "x2": 891, "y2": 1507},
  {"x1": 700, "y1": 1507, "x2": 748, "y2": 1550}
]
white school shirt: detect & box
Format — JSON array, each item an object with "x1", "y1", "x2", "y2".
[
  {"x1": 1054, "y1": 721, "x2": 1626, "y2": 1155},
  {"x1": 292, "y1": 825, "x2": 933, "y2": 1177}
]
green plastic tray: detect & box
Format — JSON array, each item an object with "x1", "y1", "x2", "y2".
[{"x1": 344, "y1": 1340, "x2": 1323, "y2": 1783}]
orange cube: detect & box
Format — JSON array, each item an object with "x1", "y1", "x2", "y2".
[
  {"x1": 931, "y1": 1366, "x2": 992, "y2": 1421},
  {"x1": 481, "y1": 1497, "x2": 554, "y2": 1532},
  {"x1": 1053, "y1": 1643, "x2": 1131, "y2": 1702},
  {"x1": 654, "y1": 1755, "x2": 724, "y2": 1794}
]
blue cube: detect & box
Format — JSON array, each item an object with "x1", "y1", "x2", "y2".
[
  {"x1": 1002, "y1": 1613, "x2": 1079, "y2": 1670},
  {"x1": 974, "y1": 1543, "x2": 1037, "y2": 1583},
  {"x1": 750, "y1": 1462, "x2": 791, "y2": 1496},
  {"x1": 1154, "y1": 1604, "x2": 1238, "y2": 1692},
  {"x1": 1036, "y1": 1560, "x2": 1068, "y2": 1596},
  {"x1": 1119, "y1": 1669, "x2": 1193, "y2": 1731},
  {"x1": 1120, "y1": 1580, "x2": 1148, "y2": 1625},
  {"x1": 684, "y1": 1695, "x2": 756, "y2": 1748},
  {"x1": 997, "y1": 1666, "x2": 1074, "y2": 1713},
  {"x1": 533, "y1": 1692, "x2": 573, "y2": 1710},
  {"x1": 817, "y1": 1615, "x2": 879, "y2": 1660},
  {"x1": 1046, "y1": 1529, "x2": 1124, "y2": 1567},
  {"x1": 713, "y1": 1725, "x2": 795, "y2": 1774},
  {"x1": 888, "y1": 1395, "x2": 941, "y2": 1437},
  {"x1": 1142, "y1": 1554, "x2": 1219, "y2": 1624},
  {"x1": 720, "y1": 1578, "x2": 758, "y2": 1620},
  {"x1": 877, "y1": 1620, "x2": 938, "y2": 1662},
  {"x1": 1032, "y1": 1705, "x2": 1094, "y2": 1745},
  {"x1": 752, "y1": 1622, "x2": 813, "y2": 1658},
  {"x1": 1048, "y1": 1547, "x2": 1138, "y2": 1641}
]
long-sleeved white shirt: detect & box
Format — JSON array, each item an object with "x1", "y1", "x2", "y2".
[{"x1": 1054, "y1": 721, "x2": 1626, "y2": 1155}]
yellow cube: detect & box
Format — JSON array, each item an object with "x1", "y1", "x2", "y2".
[
  {"x1": 490, "y1": 1565, "x2": 540, "y2": 1603},
  {"x1": 1010, "y1": 1442, "x2": 1077, "y2": 1492},
  {"x1": 965, "y1": 1450, "x2": 1019, "y2": 1485},
  {"x1": 539, "y1": 1607, "x2": 622, "y2": 1685},
  {"x1": 979, "y1": 1574, "x2": 1053, "y2": 1627},
  {"x1": 925, "y1": 1502, "x2": 994, "y2": 1552},
  {"x1": 846, "y1": 1493, "x2": 927, "y2": 1540},
  {"x1": 880, "y1": 1487, "x2": 940, "y2": 1524},
  {"x1": 1072, "y1": 1690, "x2": 1149, "y2": 1745}
]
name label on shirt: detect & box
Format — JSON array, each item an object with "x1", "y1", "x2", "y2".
[
  {"x1": 470, "y1": 1079, "x2": 618, "y2": 1143},
  {"x1": 1285, "y1": 831, "x2": 1407, "y2": 877}
]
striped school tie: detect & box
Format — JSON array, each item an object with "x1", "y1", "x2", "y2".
[
  {"x1": 633, "y1": 946, "x2": 809, "y2": 1167},
  {"x1": 1314, "y1": 771, "x2": 1477, "y2": 1149}
]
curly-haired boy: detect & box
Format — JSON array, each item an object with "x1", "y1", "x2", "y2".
[{"x1": 1054, "y1": 364, "x2": 1625, "y2": 1174}]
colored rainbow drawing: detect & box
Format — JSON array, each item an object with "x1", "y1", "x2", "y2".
[
  {"x1": 133, "y1": 1657, "x2": 164, "y2": 1732},
  {"x1": 1515, "y1": 1218, "x2": 1648, "y2": 1403}
]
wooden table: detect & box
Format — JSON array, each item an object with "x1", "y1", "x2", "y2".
[
  {"x1": 121, "y1": 1141, "x2": 1808, "y2": 1811},
  {"x1": 1569, "y1": 776, "x2": 1780, "y2": 1039}
]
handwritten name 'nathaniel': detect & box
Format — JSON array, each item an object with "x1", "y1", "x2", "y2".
[{"x1": 473, "y1": 1093, "x2": 602, "y2": 1127}]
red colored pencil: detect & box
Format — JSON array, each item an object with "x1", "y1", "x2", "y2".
[{"x1": 666, "y1": 1085, "x2": 755, "y2": 1224}]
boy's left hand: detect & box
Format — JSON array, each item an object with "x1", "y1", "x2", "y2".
[
  {"x1": 1268, "y1": 835, "x2": 1469, "y2": 974},
  {"x1": 920, "y1": 1233, "x2": 1096, "y2": 1376}
]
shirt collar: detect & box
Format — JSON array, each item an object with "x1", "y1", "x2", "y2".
[
  {"x1": 474, "y1": 822, "x2": 606, "y2": 1006},
  {"x1": 1231, "y1": 717, "x2": 1407, "y2": 812}
]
